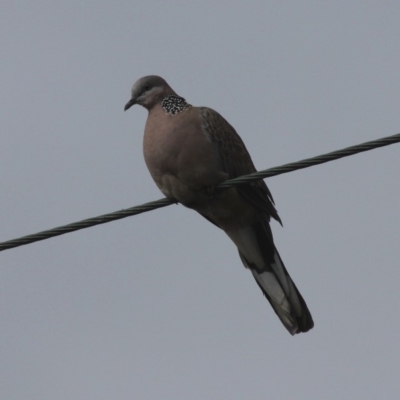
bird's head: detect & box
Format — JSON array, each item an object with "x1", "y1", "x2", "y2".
[{"x1": 124, "y1": 75, "x2": 175, "y2": 112}]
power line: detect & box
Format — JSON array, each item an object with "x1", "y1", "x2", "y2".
[{"x1": 1, "y1": 132, "x2": 399, "y2": 252}]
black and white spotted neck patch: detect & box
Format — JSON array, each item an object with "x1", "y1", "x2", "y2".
[{"x1": 161, "y1": 95, "x2": 192, "y2": 116}]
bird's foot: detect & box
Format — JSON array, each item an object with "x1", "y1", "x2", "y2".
[{"x1": 203, "y1": 184, "x2": 220, "y2": 201}]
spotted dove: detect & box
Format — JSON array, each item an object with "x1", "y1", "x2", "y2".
[{"x1": 125, "y1": 75, "x2": 314, "y2": 335}]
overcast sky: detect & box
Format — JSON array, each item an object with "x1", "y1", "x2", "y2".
[{"x1": 1, "y1": 1, "x2": 400, "y2": 399}]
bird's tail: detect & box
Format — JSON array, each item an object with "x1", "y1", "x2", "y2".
[{"x1": 237, "y1": 220, "x2": 313, "y2": 335}]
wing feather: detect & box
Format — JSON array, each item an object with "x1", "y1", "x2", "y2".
[{"x1": 200, "y1": 107, "x2": 281, "y2": 224}]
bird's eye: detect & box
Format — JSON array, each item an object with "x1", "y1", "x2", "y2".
[{"x1": 144, "y1": 84, "x2": 151, "y2": 91}]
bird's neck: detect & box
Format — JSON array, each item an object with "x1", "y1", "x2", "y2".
[{"x1": 161, "y1": 95, "x2": 192, "y2": 116}]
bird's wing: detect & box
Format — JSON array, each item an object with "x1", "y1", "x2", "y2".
[{"x1": 200, "y1": 107, "x2": 281, "y2": 224}]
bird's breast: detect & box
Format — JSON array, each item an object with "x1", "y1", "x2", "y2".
[{"x1": 142, "y1": 107, "x2": 227, "y2": 202}]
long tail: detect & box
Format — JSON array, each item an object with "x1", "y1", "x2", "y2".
[{"x1": 235, "y1": 219, "x2": 314, "y2": 335}]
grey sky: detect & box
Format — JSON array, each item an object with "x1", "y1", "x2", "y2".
[{"x1": 1, "y1": 1, "x2": 400, "y2": 399}]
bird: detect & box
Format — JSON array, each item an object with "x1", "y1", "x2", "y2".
[{"x1": 124, "y1": 75, "x2": 313, "y2": 335}]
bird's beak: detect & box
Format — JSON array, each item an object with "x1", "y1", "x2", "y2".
[{"x1": 124, "y1": 97, "x2": 136, "y2": 111}]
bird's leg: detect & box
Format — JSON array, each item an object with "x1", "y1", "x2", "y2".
[{"x1": 203, "y1": 184, "x2": 220, "y2": 201}]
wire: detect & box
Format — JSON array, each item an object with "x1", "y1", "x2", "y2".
[{"x1": 1, "y1": 132, "x2": 399, "y2": 252}]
